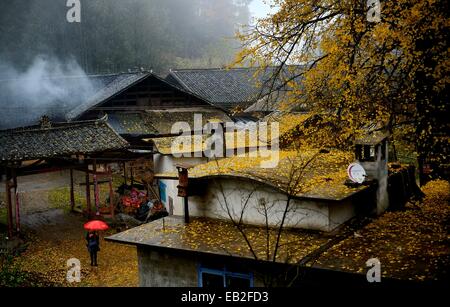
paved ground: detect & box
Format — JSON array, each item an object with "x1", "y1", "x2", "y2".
[
  {"x1": 0, "y1": 170, "x2": 84, "y2": 193},
  {"x1": 0, "y1": 170, "x2": 87, "y2": 214}
]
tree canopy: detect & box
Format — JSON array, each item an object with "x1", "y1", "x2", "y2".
[{"x1": 234, "y1": 0, "x2": 449, "y2": 180}]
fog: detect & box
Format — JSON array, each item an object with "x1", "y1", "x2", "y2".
[
  {"x1": 0, "y1": 0, "x2": 255, "y2": 129},
  {"x1": 0, "y1": 0, "x2": 252, "y2": 74},
  {"x1": 0, "y1": 56, "x2": 96, "y2": 129}
]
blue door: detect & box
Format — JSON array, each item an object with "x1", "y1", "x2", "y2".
[{"x1": 159, "y1": 181, "x2": 167, "y2": 204}]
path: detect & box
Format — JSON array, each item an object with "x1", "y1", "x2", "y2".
[{"x1": 13, "y1": 209, "x2": 138, "y2": 287}]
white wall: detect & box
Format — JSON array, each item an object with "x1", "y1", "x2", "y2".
[
  {"x1": 154, "y1": 153, "x2": 208, "y2": 212},
  {"x1": 166, "y1": 177, "x2": 357, "y2": 232},
  {"x1": 154, "y1": 154, "x2": 359, "y2": 231},
  {"x1": 154, "y1": 153, "x2": 208, "y2": 173},
  {"x1": 359, "y1": 140, "x2": 389, "y2": 215}
]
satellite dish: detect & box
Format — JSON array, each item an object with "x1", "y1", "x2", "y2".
[{"x1": 347, "y1": 163, "x2": 366, "y2": 184}]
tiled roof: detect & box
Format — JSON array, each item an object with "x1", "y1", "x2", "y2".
[
  {"x1": 66, "y1": 72, "x2": 149, "y2": 120},
  {"x1": 0, "y1": 116, "x2": 128, "y2": 162},
  {"x1": 0, "y1": 72, "x2": 148, "y2": 129},
  {"x1": 166, "y1": 66, "x2": 304, "y2": 111},
  {"x1": 107, "y1": 112, "x2": 159, "y2": 136},
  {"x1": 66, "y1": 72, "x2": 224, "y2": 121},
  {"x1": 145, "y1": 108, "x2": 232, "y2": 135},
  {"x1": 106, "y1": 108, "x2": 231, "y2": 136}
]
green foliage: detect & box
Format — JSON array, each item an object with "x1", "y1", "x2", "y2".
[
  {"x1": 0, "y1": 204, "x2": 6, "y2": 226},
  {"x1": 0, "y1": 254, "x2": 29, "y2": 287}
]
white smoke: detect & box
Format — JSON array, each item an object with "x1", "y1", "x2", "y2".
[{"x1": 0, "y1": 56, "x2": 96, "y2": 129}]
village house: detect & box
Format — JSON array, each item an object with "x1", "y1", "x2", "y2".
[
  {"x1": 64, "y1": 71, "x2": 239, "y2": 204},
  {"x1": 146, "y1": 115, "x2": 279, "y2": 216},
  {"x1": 106, "y1": 126, "x2": 395, "y2": 286},
  {"x1": 0, "y1": 65, "x2": 426, "y2": 287},
  {"x1": 0, "y1": 70, "x2": 235, "y2": 223},
  {"x1": 65, "y1": 71, "x2": 231, "y2": 147},
  {"x1": 166, "y1": 66, "x2": 305, "y2": 117}
]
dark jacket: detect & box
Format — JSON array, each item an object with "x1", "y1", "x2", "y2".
[{"x1": 86, "y1": 233, "x2": 100, "y2": 252}]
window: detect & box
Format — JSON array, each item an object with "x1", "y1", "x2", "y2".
[
  {"x1": 356, "y1": 144, "x2": 377, "y2": 162},
  {"x1": 159, "y1": 181, "x2": 167, "y2": 204},
  {"x1": 198, "y1": 266, "x2": 253, "y2": 288}
]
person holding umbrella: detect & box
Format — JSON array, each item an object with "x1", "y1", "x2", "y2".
[
  {"x1": 84, "y1": 220, "x2": 109, "y2": 266},
  {"x1": 86, "y1": 231, "x2": 100, "y2": 266}
]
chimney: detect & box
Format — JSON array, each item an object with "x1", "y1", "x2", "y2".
[
  {"x1": 176, "y1": 164, "x2": 192, "y2": 223},
  {"x1": 354, "y1": 132, "x2": 389, "y2": 215},
  {"x1": 39, "y1": 115, "x2": 52, "y2": 129}
]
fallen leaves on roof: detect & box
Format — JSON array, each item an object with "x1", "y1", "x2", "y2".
[
  {"x1": 108, "y1": 113, "x2": 158, "y2": 135},
  {"x1": 145, "y1": 109, "x2": 231, "y2": 135},
  {"x1": 314, "y1": 179, "x2": 450, "y2": 281},
  {"x1": 155, "y1": 148, "x2": 365, "y2": 200},
  {"x1": 107, "y1": 216, "x2": 330, "y2": 264},
  {"x1": 149, "y1": 130, "x2": 270, "y2": 156}
]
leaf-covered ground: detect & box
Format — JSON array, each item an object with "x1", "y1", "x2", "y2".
[
  {"x1": 314, "y1": 180, "x2": 450, "y2": 281},
  {"x1": 4, "y1": 210, "x2": 138, "y2": 287}
]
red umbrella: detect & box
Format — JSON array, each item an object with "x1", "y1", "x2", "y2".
[{"x1": 84, "y1": 220, "x2": 109, "y2": 231}]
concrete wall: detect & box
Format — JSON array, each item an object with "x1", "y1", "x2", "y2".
[
  {"x1": 154, "y1": 153, "x2": 208, "y2": 212},
  {"x1": 154, "y1": 154, "x2": 208, "y2": 174},
  {"x1": 328, "y1": 198, "x2": 355, "y2": 229},
  {"x1": 137, "y1": 247, "x2": 267, "y2": 287},
  {"x1": 358, "y1": 140, "x2": 389, "y2": 215},
  {"x1": 153, "y1": 154, "x2": 363, "y2": 232},
  {"x1": 137, "y1": 248, "x2": 199, "y2": 287},
  {"x1": 164, "y1": 176, "x2": 356, "y2": 232}
]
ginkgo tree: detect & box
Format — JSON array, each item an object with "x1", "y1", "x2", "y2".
[{"x1": 234, "y1": 0, "x2": 449, "y2": 183}]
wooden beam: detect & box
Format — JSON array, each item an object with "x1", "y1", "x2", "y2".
[
  {"x1": 5, "y1": 174, "x2": 13, "y2": 238},
  {"x1": 85, "y1": 171, "x2": 91, "y2": 216},
  {"x1": 184, "y1": 197, "x2": 189, "y2": 224},
  {"x1": 93, "y1": 159, "x2": 99, "y2": 215},
  {"x1": 70, "y1": 168, "x2": 75, "y2": 212},
  {"x1": 123, "y1": 162, "x2": 128, "y2": 185},
  {"x1": 12, "y1": 168, "x2": 20, "y2": 233},
  {"x1": 108, "y1": 166, "x2": 115, "y2": 218},
  {"x1": 130, "y1": 165, "x2": 134, "y2": 186}
]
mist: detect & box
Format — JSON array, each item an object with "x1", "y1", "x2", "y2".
[
  {"x1": 0, "y1": 1, "x2": 254, "y2": 129},
  {"x1": 0, "y1": 0, "x2": 252, "y2": 75},
  {"x1": 0, "y1": 56, "x2": 96, "y2": 129}
]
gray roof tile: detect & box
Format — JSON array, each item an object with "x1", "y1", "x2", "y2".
[
  {"x1": 166, "y1": 66, "x2": 303, "y2": 111},
  {"x1": 0, "y1": 72, "x2": 148, "y2": 129},
  {"x1": 66, "y1": 72, "x2": 149, "y2": 120},
  {"x1": 0, "y1": 117, "x2": 128, "y2": 161}
]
